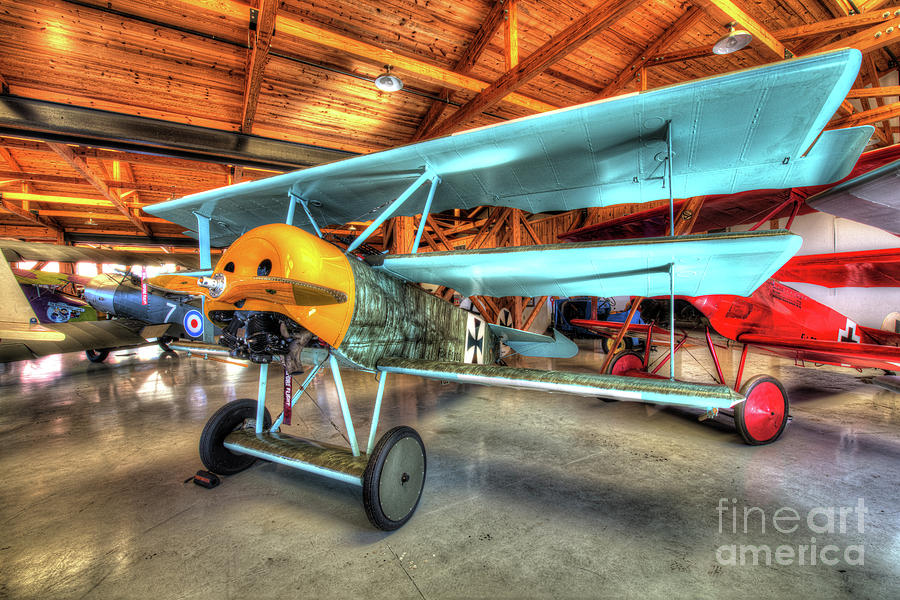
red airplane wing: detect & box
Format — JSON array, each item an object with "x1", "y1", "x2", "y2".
[
  {"x1": 560, "y1": 145, "x2": 900, "y2": 242},
  {"x1": 569, "y1": 319, "x2": 666, "y2": 341},
  {"x1": 774, "y1": 248, "x2": 900, "y2": 288},
  {"x1": 737, "y1": 333, "x2": 900, "y2": 371}
]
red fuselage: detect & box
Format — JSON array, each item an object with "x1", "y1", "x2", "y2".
[{"x1": 689, "y1": 280, "x2": 875, "y2": 345}]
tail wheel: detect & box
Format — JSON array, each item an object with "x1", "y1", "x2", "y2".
[
  {"x1": 363, "y1": 426, "x2": 426, "y2": 531},
  {"x1": 606, "y1": 350, "x2": 645, "y2": 376},
  {"x1": 734, "y1": 375, "x2": 789, "y2": 445},
  {"x1": 601, "y1": 337, "x2": 633, "y2": 354},
  {"x1": 85, "y1": 349, "x2": 110, "y2": 363},
  {"x1": 199, "y1": 399, "x2": 272, "y2": 475}
]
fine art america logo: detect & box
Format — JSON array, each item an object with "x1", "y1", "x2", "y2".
[{"x1": 715, "y1": 498, "x2": 866, "y2": 566}]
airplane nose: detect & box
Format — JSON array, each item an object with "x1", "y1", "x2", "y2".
[{"x1": 83, "y1": 275, "x2": 118, "y2": 315}]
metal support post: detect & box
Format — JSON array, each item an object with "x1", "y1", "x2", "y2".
[
  {"x1": 271, "y1": 360, "x2": 325, "y2": 431},
  {"x1": 669, "y1": 262, "x2": 676, "y2": 380},
  {"x1": 366, "y1": 373, "x2": 388, "y2": 454},
  {"x1": 329, "y1": 354, "x2": 360, "y2": 456},
  {"x1": 194, "y1": 212, "x2": 215, "y2": 343},
  {"x1": 256, "y1": 362, "x2": 269, "y2": 434}
]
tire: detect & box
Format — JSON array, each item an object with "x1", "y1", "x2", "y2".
[
  {"x1": 605, "y1": 350, "x2": 645, "y2": 376},
  {"x1": 199, "y1": 399, "x2": 272, "y2": 475},
  {"x1": 85, "y1": 349, "x2": 109, "y2": 363},
  {"x1": 601, "y1": 337, "x2": 630, "y2": 354},
  {"x1": 363, "y1": 426, "x2": 426, "y2": 531},
  {"x1": 734, "y1": 375, "x2": 789, "y2": 445}
]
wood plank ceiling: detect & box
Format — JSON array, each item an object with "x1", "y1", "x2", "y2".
[{"x1": 0, "y1": 0, "x2": 898, "y2": 248}]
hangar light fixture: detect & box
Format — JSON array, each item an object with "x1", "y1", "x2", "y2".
[
  {"x1": 713, "y1": 23, "x2": 753, "y2": 55},
  {"x1": 374, "y1": 66, "x2": 403, "y2": 92}
]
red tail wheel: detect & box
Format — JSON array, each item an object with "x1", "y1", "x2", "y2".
[
  {"x1": 606, "y1": 350, "x2": 645, "y2": 376},
  {"x1": 735, "y1": 375, "x2": 789, "y2": 445}
]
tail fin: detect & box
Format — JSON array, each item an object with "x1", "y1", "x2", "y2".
[{"x1": 0, "y1": 257, "x2": 64, "y2": 341}]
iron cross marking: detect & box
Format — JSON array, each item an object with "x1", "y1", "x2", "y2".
[{"x1": 467, "y1": 319, "x2": 483, "y2": 364}]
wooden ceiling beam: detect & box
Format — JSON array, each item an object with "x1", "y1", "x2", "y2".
[
  {"x1": 776, "y1": 10, "x2": 899, "y2": 40},
  {"x1": 696, "y1": 0, "x2": 790, "y2": 59},
  {"x1": 648, "y1": 9, "x2": 899, "y2": 67},
  {"x1": 861, "y1": 53, "x2": 893, "y2": 143},
  {"x1": 0, "y1": 198, "x2": 63, "y2": 233},
  {"x1": 240, "y1": 0, "x2": 277, "y2": 134},
  {"x1": 411, "y1": 0, "x2": 509, "y2": 141},
  {"x1": 428, "y1": 0, "x2": 647, "y2": 138},
  {"x1": 47, "y1": 143, "x2": 153, "y2": 237},
  {"x1": 814, "y1": 16, "x2": 900, "y2": 53},
  {"x1": 267, "y1": 3, "x2": 555, "y2": 114},
  {"x1": 505, "y1": 0, "x2": 519, "y2": 71},
  {"x1": 27, "y1": 209, "x2": 173, "y2": 224},
  {"x1": 846, "y1": 85, "x2": 900, "y2": 98},
  {"x1": 596, "y1": 5, "x2": 704, "y2": 99},
  {"x1": 0, "y1": 192, "x2": 141, "y2": 208},
  {"x1": 0, "y1": 225, "x2": 56, "y2": 239},
  {"x1": 829, "y1": 100, "x2": 900, "y2": 128}
]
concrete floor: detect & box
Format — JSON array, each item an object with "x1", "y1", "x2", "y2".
[{"x1": 1, "y1": 341, "x2": 898, "y2": 599}]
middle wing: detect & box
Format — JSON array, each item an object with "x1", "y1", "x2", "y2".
[{"x1": 368, "y1": 231, "x2": 801, "y2": 299}]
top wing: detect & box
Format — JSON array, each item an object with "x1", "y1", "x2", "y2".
[
  {"x1": 368, "y1": 230, "x2": 801, "y2": 299},
  {"x1": 145, "y1": 50, "x2": 868, "y2": 245},
  {"x1": 737, "y1": 333, "x2": 900, "y2": 371},
  {"x1": 774, "y1": 248, "x2": 900, "y2": 288},
  {"x1": 0, "y1": 240, "x2": 200, "y2": 269},
  {"x1": 807, "y1": 158, "x2": 900, "y2": 234}
]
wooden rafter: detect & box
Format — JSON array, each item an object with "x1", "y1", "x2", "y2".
[
  {"x1": 411, "y1": 0, "x2": 509, "y2": 141},
  {"x1": 596, "y1": 5, "x2": 704, "y2": 99},
  {"x1": 648, "y1": 10, "x2": 899, "y2": 68},
  {"x1": 697, "y1": 0, "x2": 789, "y2": 59},
  {"x1": 829, "y1": 100, "x2": 900, "y2": 128},
  {"x1": 240, "y1": 0, "x2": 277, "y2": 133},
  {"x1": 846, "y1": 85, "x2": 900, "y2": 98},
  {"x1": 47, "y1": 142, "x2": 153, "y2": 237},
  {"x1": 267, "y1": 3, "x2": 555, "y2": 114},
  {"x1": 861, "y1": 54, "x2": 893, "y2": 143},
  {"x1": 815, "y1": 17, "x2": 900, "y2": 53},
  {"x1": 505, "y1": 0, "x2": 519, "y2": 71},
  {"x1": 0, "y1": 198, "x2": 62, "y2": 233},
  {"x1": 428, "y1": 0, "x2": 647, "y2": 138}
]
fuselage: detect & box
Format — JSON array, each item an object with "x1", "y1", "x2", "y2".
[
  {"x1": 84, "y1": 273, "x2": 203, "y2": 339},
  {"x1": 689, "y1": 279, "x2": 878, "y2": 345},
  {"x1": 202, "y1": 224, "x2": 498, "y2": 370}
]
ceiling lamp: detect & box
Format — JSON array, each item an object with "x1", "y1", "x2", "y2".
[
  {"x1": 374, "y1": 66, "x2": 403, "y2": 92},
  {"x1": 713, "y1": 22, "x2": 752, "y2": 55}
]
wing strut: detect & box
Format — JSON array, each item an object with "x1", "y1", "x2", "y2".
[
  {"x1": 346, "y1": 168, "x2": 439, "y2": 254},
  {"x1": 287, "y1": 192, "x2": 325, "y2": 238},
  {"x1": 665, "y1": 121, "x2": 676, "y2": 380}
]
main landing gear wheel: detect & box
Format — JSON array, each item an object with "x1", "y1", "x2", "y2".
[
  {"x1": 734, "y1": 375, "x2": 789, "y2": 445},
  {"x1": 363, "y1": 426, "x2": 426, "y2": 531},
  {"x1": 606, "y1": 350, "x2": 645, "y2": 376},
  {"x1": 199, "y1": 399, "x2": 272, "y2": 475},
  {"x1": 85, "y1": 349, "x2": 110, "y2": 363}
]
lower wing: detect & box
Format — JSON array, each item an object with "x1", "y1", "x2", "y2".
[
  {"x1": 737, "y1": 334, "x2": 900, "y2": 371},
  {"x1": 376, "y1": 357, "x2": 742, "y2": 409}
]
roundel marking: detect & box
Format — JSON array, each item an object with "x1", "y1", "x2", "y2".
[{"x1": 183, "y1": 309, "x2": 204, "y2": 337}]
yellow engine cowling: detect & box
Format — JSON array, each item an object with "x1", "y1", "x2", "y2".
[{"x1": 206, "y1": 224, "x2": 356, "y2": 348}]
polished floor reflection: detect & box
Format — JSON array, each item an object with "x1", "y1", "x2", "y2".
[{"x1": 1, "y1": 341, "x2": 898, "y2": 599}]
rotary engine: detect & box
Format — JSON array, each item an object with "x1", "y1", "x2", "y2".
[{"x1": 211, "y1": 310, "x2": 313, "y2": 373}]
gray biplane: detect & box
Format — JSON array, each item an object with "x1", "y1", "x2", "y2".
[{"x1": 0, "y1": 241, "x2": 205, "y2": 363}]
